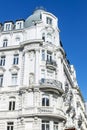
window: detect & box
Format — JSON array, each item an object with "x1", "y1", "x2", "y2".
[
  {"x1": 7, "y1": 122, "x2": 14, "y2": 130},
  {"x1": 47, "y1": 52, "x2": 52, "y2": 62},
  {"x1": 3, "y1": 39, "x2": 8, "y2": 47},
  {"x1": 47, "y1": 33, "x2": 52, "y2": 43},
  {"x1": 54, "y1": 122, "x2": 58, "y2": 130},
  {"x1": 0, "y1": 56, "x2": 5, "y2": 66},
  {"x1": 17, "y1": 22, "x2": 22, "y2": 29},
  {"x1": 42, "y1": 50, "x2": 45, "y2": 60},
  {"x1": 9, "y1": 101, "x2": 15, "y2": 111},
  {"x1": 16, "y1": 37, "x2": 20, "y2": 42},
  {"x1": 12, "y1": 73, "x2": 18, "y2": 85},
  {"x1": 16, "y1": 21, "x2": 23, "y2": 29},
  {"x1": 42, "y1": 33, "x2": 45, "y2": 41},
  {"x1": 0, "y1": 75, "x2": 3, "y2": 87},
  {"x1": 42, "y1": 121, "x2": 50, "y2": 130},
  {"x1": 46, "y1": 17, "x2": 52, "y2": 25},
  {"x1": 6, "y1": 24, "x2": 11, "y2": 31},
  {"x1": 13, "y1": 54, "x2": 19, "y2": 65},
  {"x1": 42, "y1": 95, "x2": 49, "y2": 106}
]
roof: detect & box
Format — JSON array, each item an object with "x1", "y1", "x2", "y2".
[{"x1": 25, "y1": 9, "x2": 46, "y2": 28}]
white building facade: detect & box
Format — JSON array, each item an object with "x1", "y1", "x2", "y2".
[{"x1": 0, "y1": 8, "x2": 86, "y2": 130}]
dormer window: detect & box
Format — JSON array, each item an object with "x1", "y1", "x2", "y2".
[
  {"x1": 4, "y1": 22, "x2": 13, "y2": 31},
  {"x1": 46, "y1": 17, "x2": 52, "y2": 25},
  {"x1": 15, "y1": 21, "x2": 24, "y2": 29},
  {"x1": 6, "y1": 24, "x2": 10, "y2": 30}
]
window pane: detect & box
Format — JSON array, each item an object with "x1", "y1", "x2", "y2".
[
  {"x1": 42, "y1": 124, "x2": 45, "y2": 130},
  {"x1": 0, "y1": 75, "x2": 3, "y2": 87},
  {"x1": 9, "y1": 101, "x2": 12, "y2": 110},
  {"x1": 7, "y1": 126, "x2": 9, "y2": 130},
  {"x1": 46, "y1": 124, "x2": 49, "y2": 130},
  {"x1": 42, "y1": 98, "x2": 45, "y2": 106},
  {"x1": 13, "y1": 101, "x2": 15, "y2": 110},
  {"x1": 12, "y1": 74, "x2": 17, "y2": 85},
  {"x1": 46, "y1": 98, "x2": 49, "y2": 106}
]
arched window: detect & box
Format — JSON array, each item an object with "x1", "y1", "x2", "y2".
[
  {"x1": 3, "y1": 39, "x2": 8, "y2": 47},
  {"x1": 42, "y1": 95, "x2": 49, "y2": 106},
  {"x1": 9, "y1": 97, "x2": 16, "y2": 111}
]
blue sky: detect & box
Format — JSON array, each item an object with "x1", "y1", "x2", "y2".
[{"x1": 0, "y1": 0, "x2": 87, "y2": 100}]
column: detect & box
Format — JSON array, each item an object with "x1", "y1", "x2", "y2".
[
  {"x1": 35, "y1": 49, "x2": 39, "y2": 85},
  {"x1": 23, "y1": 51, "x2": 29, "y2": 86}
]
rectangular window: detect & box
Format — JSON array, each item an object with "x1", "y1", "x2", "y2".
[
  {"x1": 0, "y1": 75, "x2": 3, "y2": 87},
  {"x1": 47, "y1": 52, "x2": 52, "y2": 62},
  {"x1": 42, "y1": 121, "x2": 50, "y2": 130},
  {"x1": 46, "y1": 17, "x2": 52, "y2": 25},
  {"x1": 6, "y1": 24, "x2": 11, "y2": 31},
  {"x1": 9, "y1": 101, "x2": 15, "y2": 111},
  {"x1": 0, "y1": 56, "x2": 5, "y2": 66},
  {"x1": 3, "y1": 39, "x2": 8, "y2": 47},
  {"x1": 54, "y1": 122, "x2": 58, "y2": 130},
  {"x1": 12, "y1": 74, "x2": 17, "y2": 85},
  {"x1": 13, "y1": 54, "x2": 19, "y2": 65},
  {"x1": 42, "y1": 50, "x2": 45, "y2": 60},
  {"x1": 7, "y1": 122, "x2": 14, "y2": 130}
]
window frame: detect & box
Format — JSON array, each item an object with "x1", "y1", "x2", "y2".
[
  {"x1": 42, "y1": 95, "x2": 49, "y2": 106},
  {"x1": 12, "y1": 73, "x2": 18, "y2": 86},
  {"x1": 0, "y1": 55, "x2": 5, "y2": 66},
  {"x1": 7, "y1": 122, "x2": 14, "y2": 130},
  {"x1": 3, "y1": 39, "x2": 8, "y2": 47},
  {"x1": 46, "y1": 17, "x2": 52, "y2": 25},
  {"x1": 13, "y1": 54, "x2": 19, "y2": 65},
  {"x1": 0, "y1": 75, "x2": 3, "y2": 87},
  {"x1": 42, "y1": 120, "x2": 50, "y2": 130}
]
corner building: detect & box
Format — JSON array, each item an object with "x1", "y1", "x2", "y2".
[{"x1": 0, "y1": 8, "x2": 86, "y2": 130}]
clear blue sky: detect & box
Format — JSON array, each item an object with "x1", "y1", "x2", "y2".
[{"x1": 0, "y1": 0, "x2": 87, "y2": 100}]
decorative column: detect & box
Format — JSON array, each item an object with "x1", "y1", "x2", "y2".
[
  {"x1": 35, "y1": 49, "x2": 39, "y2": 85},
  {"x1": 23, "y1": 51, "x2": 29, "y2": 86},
  {"x1": 57, "y1": 51, "x2": 64, "y2": 85}
]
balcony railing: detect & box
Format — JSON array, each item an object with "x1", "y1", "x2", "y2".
[
  {"x1": 0, "y1": 106, "x2": 66, "y2": 120},
  {"x1": 46, "y1": 60, "x2": 57, "y2": 69},
  {"x1": 39, "y1": 79, "x2": 63, "y2": 93}
]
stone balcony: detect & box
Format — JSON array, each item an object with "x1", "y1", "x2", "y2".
[
  {"x1": 46, "y1": 60, "x2": 57, "y2": 70},
  {"x1": 21, "y1": 106, "x2": 66, "y2": 120},
  {"x1": 39, "y1": 79, "x2": 63, "y2": 94},
  {"x1": 0, "y1": 106, "x2": 66, "y2": 120}
]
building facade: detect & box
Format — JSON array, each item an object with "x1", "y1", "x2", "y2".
[{"x1": 0, "y1": 8, "x2": 86, "y2": 130}]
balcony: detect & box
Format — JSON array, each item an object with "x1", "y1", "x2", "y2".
[
  {"x1": 46, "y1": 60, "x2": 57, "y2": 70},
  {"x1": 39, "y1": 79, "x2": 63, "y2": 94},
  {"x1": 21, "y1": 106, "x2": 66, "y2": 120}
]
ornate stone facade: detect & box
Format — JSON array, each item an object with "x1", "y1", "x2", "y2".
[{"x1": 0, "y1": 8, "x2": 86, "y2": 130}]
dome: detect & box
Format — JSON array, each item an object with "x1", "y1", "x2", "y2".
[{"x1": 25, "y1": 8, "x2": 46, "y2": 28}]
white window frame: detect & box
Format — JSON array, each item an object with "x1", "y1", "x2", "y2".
[
  {"x1": 54, "y1": 122, "x2": 58, "y2": 130},
  {"x1": 3, "y1": 39, "x2": 8, "y2": 47},
  {"x1": 7, "y1": 122, "x2": 14, "y2": 130},
  {"x1": 46, "y1": 17, "x2": 52, "y2": 25},
  {"x1": 42, "y1": 120, "x2": 50, "y2": 130},
  {"x1": 0, "y1": 75, "x2": 3, "y2": 87},
  {"x1": 9, "y1": 99, "x2": 15, "y2": 111},
  {"x1": 12, "y1": 73, "x2": 18, "y2": 85},
  {"x1": 0, "y1": 56, "x2": 5, "y2": 66},
  {"x1": 13, "y1": 54, "x2": 19, "y2": 65},
  {"x1": 42, "y1": 95, "x2": 49, "y2": 106}
]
